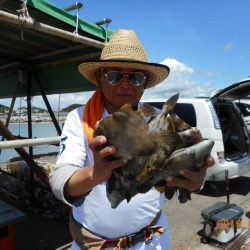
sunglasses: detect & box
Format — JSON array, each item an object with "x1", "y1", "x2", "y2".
[{"x1": 102, "y1": 70, "x2": 147, "y2": 86}]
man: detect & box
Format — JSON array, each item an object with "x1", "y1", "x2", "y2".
[{"x1": 49, "y1": 29, "x2": 214, "y2": 250}]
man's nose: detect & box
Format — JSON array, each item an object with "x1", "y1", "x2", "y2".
[{"x1": 119, "y1": 75, "x2": 131, "y2": 88}]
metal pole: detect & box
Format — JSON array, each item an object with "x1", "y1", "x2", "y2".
[
  {"x1": 32, "y1": 69, "x2": 62, "y2": 136},
  {"x1": 64, "y1": 2, "x2": 83, "y2": 12},
  {"x1": 26, "y1": 69, "x2": 37, "y2": 202},
  {"x1": 0, "y1": 10, "x2": 105, "y2": 49},
  {"x1": 5, "y1": 81, "x2": 20, "y2": 127},
  {"x1": 0, "y1": 120, "x2": 48, "y2": 184},
  {"x1": 0, "y1": 81, "x2": 20, "y2": 154},
  {"x1": 0, "y1": 137, "x2": 60, "y2": 149},
  {"x1": 27, "y1": 70, "x2": 33, "y2": 156}
]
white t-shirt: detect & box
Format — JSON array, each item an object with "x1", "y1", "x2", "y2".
[{"x1": 49, "y1": 106, "x2": 170, "y2": 249}]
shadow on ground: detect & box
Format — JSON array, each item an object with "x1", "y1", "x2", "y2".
[{"x1": 199, "y1": 176, "x2": 250, "y2": 197}]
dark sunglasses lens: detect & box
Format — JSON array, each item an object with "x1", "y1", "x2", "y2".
[
  {"x1": 129, "y1": 72, "x2": 145, "y2": 85},
  {"x1": 106, "y1": 71, "x2": 122, "y2": 84}
]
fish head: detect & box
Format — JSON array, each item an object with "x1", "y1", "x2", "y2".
[
  {"x1": 178, "y1": 128, "x2": 203, "y2": 147},
  {"x1": 94, "y1": 103, "x2": 155, "y2": 159}
]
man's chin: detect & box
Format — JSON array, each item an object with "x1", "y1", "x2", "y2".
[{"x1": 115, "y1": 96, "x2": 135, "y2": 106}]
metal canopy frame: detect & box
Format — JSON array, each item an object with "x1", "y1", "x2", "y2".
[
  {"x1": 0, "y1": 0, "x2": 113, "y2": 182},
  {"x1": 0, "y1": 0, "x2": 112, "y2": 98}
]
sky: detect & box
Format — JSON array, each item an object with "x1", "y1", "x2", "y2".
[{"x1": 1, "y1": 0, "x2": 250, "y2": 109}]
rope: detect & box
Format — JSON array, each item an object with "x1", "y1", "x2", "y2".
[
  {"x1": 104, "y1": 20, "x2": 111, "y2": 44},
  {"x1": 74, "y1": 6, "x2": 80, "y2": 35},
  {"x1": 72, "y1": 2, "x2": 84, "y2": 35},
  {"x1": 17, "y1": 0, "x2": 31, "y2": 40}
]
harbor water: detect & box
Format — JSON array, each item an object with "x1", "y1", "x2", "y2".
[{"x1": 0, "y1": 122, "x2": 62, "y2": 163}]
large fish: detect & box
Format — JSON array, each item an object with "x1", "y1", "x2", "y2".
[
  {"x1": 97, "y1": 94, "x2": 214, "y2": 208},
  {"x1": 94, "y1": 103, "x2": 157, "y2": 160}
]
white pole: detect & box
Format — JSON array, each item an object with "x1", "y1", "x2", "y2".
[
  {"x1": 0, "y1": 10, "x2": 105, "y2": 49},
  {"x1": 0, "y1": 137, "x2": 60, "y2": 149}
]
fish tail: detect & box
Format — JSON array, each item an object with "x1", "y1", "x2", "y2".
[{"x1": 163, "y1": 93, "x2": 179, "y2": 112}]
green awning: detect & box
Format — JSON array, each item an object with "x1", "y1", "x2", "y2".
[{"x1": 0, "y1": 0, "x2": 113, "y2": 98}]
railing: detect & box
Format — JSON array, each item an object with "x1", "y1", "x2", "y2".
[{"x1": 0, "y1": 137, "x2": 60, "y2": 149}]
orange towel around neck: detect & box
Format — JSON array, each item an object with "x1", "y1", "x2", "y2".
[{"x1": 83, "y1": 89, "x2": 104, "y2": 142}]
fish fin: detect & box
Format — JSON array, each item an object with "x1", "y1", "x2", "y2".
[
  {"x1": 164, "y1": 186, "x2": 177, "y2": 200},
  {"x1": 137, "y1": 180, "x2": 154, "y2": 193},
  {"x1": 155, "y1": 186, "x2": 165, "y2": 193},
  {"x1": 154, "y1": 180, "x2": 167, "y2": 193},
  {"x1": 171, "y1": 113, "x2": 191, "y2": 132},
  {"x1": 178, "y1": 188, "x2": 191, "y2": 203},
  {"x1": 106, "y1": 173, "x2": 116, "y2": 194},
  {"x1": 162, "y1": 93, "x2": 179, "y2": 113},
  {"x1": 135, "y1": 156, "x2": 152, "y2": 182},
  {"x1": 138, "y1": 140, "x2": 157, "y2": 156},
  {"x1": 138, "y1": 103, "x2": 158, "y2": 117},
  {"x1": 158, "y1": 131, "x2": 182, "y2": 148},
  {"x1": 119, "y1": 176, "x2": 132, "y2": 203},
  {"x1": 120, "y1": 103, "x2": 132, "y2": 111},
  {"x1": 167, "y1": 116, "x2": 176, "y2": 132}
]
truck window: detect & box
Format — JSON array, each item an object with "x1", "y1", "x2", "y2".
[
  {"x1": 173, "y1": 103, "x2": 197, "y2": 127},
  {"x1": 144, "y1": 102, "x2": 197, "y2": 127}
]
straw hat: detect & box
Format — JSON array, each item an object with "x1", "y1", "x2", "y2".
[{"x1": 78, "y1": 29, "x2": 170, "y2": 88}]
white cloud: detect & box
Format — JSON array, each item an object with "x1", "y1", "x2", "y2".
[
  {"x1": 0, "y1": 58, "x2": 217, "y2": 109},
  {"x1": 0, "y1": 91, "x2": 94, "y2": 111},
  {"x1": 142, "y1": 58, "x2": 215, "y2": 100},
  {"x1": 33, "y1": 91, "x2": 94, "y2": 110},
  {"x1": 223, "y1": 42, "x2": 234, "y2": 51},
  {"x1": 206, "y1": 70, "x2": 221, "y2": 77}
]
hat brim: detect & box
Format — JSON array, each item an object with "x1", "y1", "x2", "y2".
[{"x1": 78, "y1": 60, "x2": 170, "y2": 89}]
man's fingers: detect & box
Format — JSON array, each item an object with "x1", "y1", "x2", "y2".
[
  {"x1": 179, "y1": 168, "x2": 206, "y2": 182},
  {"x1": 166, "y1": 175, "x2": 201, "y2": 192},
  {"x1": 94, "y1": 120, "x2": 100, "y2": 129},
  {"x1": 205, "y1": 155, "x2": 215, "y2": 168},
  {"x1": 164, "y1": 156, "x2": 215, "y2": 192},
  {"x1": 89, "y1": 136, "x2": 107, "y2": 150},
  {"x1": 100, "y1": 145, "x2": 116, "y2": 158},
  {"x1": 106, "y1": 158, "x2": 128, "y2": 170},
  {"x1": 166, "y1": 167, "x2": 206, "y2": 191}
]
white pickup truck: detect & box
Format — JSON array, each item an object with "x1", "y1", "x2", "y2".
[{"x1": 142, "y1": 77, "x2": 250, "y2": 183}]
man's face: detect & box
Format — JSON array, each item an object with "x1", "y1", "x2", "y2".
[{"x1": 98, "y1": 67, "x2": 147, "y2": 112}]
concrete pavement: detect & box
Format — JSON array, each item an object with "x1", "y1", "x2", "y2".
[{"x1": 165, "y1": 174, "x2": 250, "y2": 250}]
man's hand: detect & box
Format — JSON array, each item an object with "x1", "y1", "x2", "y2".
[
  {"x1": 165, "y1": 156, "x2": 215, "y2": 192},
  {"x1": 89, "y1": 135, "x2": 127, "y2": 183}
]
